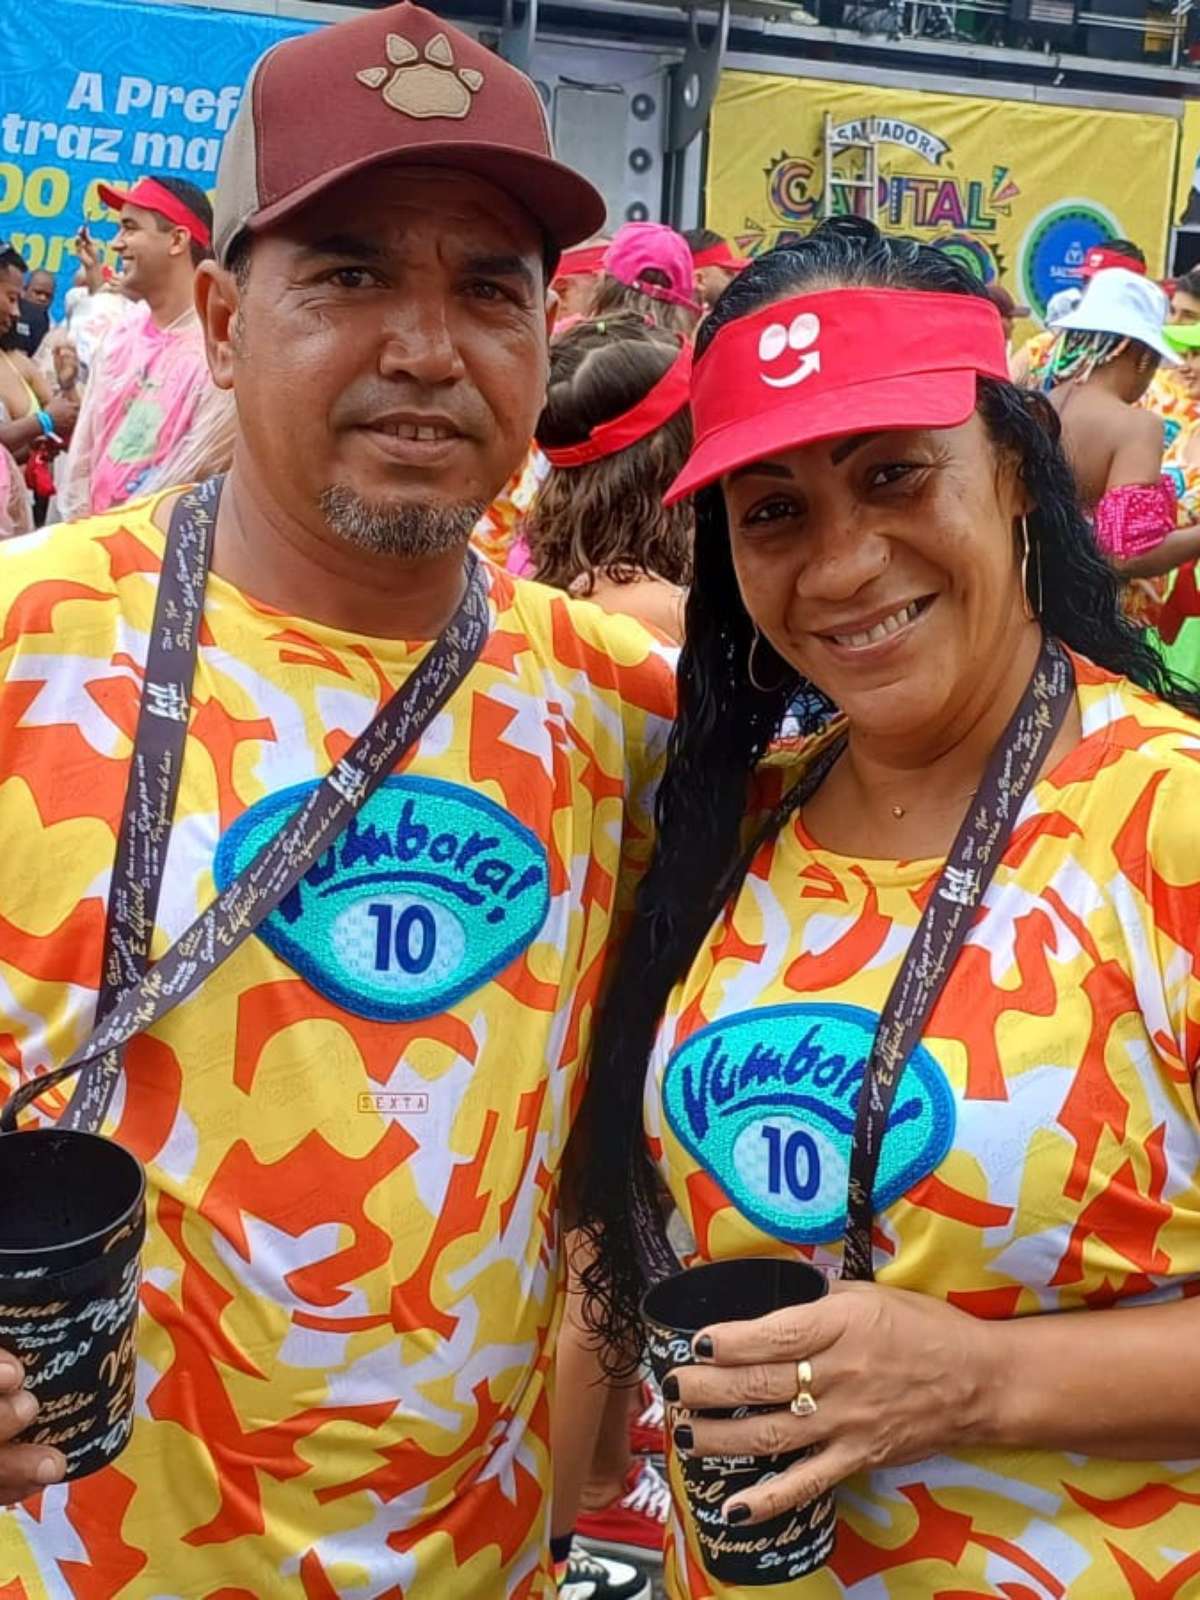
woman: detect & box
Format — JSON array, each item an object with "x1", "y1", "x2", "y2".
[
  {"x1": 0, "y1": 264, "x2": 78, "y2": 536},
  {"x1": 1041, "y1": 269, "x2": 1198, "y2": 578},
  {"x1": 1011, "y1": 239, "x2": 1148, "y2": 389},
  {"x1": 578, "y1": 217, "x2": 1200, "y2": 1596},
  {"x1": 532, "y1": 315, "x2": 694, "y2": 1598},
  {"x1": 529, "y1": 317, "x2": 694, "y2": 640}
]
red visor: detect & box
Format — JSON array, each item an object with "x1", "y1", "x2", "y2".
[
  {"x1": 1082, "y1": 247, "x2": 1145, "y2": 280},
  {"x1": 691, "y1": 242, "x2": 748, "y2": 273},
  {"x1": 554, "y1": 244, "x2": 608, "y2": 283},
  {"x1": 542, "y1": 344, "x2": 693, "y2": 467},
  {"x1": 97, "y1": 177, "x2": 212, "y2": 248},
  {"x1": 665, "y1": 287, "x2": 1009, "y2": 504}
]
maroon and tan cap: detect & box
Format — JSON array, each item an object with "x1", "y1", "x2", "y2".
[{"x1": 213, "y1": 1, "x2": 606, "y2": 267}]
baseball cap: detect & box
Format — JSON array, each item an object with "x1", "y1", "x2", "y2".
[
  {"x1": 665, "y1": 287, "x2": 1009, "y2": 504},
  {"x1": 603, "y1": 223, "x2": 701, "y2": 312},
  {"x1": 97, "y1": 177, "x2": 212, "y2": 247},
  {"x1": 1045, "y1": 287, "x2": 1083, "y2": 324},
  {"x1": 212, "y1": 1, "x2": 605, "y2": 267},
  {"x1": 985, "y1": 282, "x2": 1031, "y2": 321},
  {"x1": 1050, "y1": 268, "x2": 1179, "y2": 364}
]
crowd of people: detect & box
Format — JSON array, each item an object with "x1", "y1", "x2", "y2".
[{"x1": 0, "y1": 2, "x2": 1199, "y2": 1597}]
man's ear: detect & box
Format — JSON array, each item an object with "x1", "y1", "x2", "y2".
[
  {"x1": 168, "y1": 225, "x2": 192, "y2": 261},
  {"x1": 194, "y1": 261, "x2": 239, "y2": 392}
]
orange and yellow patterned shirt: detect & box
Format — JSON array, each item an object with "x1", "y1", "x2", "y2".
[
  {"x1": 0, "y1": 491, "x2": 674, "y2": 1599},
  {"x1": 648, "y1": 655, "x2": 1200, "y2": 1597}
]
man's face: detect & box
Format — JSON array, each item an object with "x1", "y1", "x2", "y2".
[
  {"x1": 24, "y1": 273, "x2": 54, "y2": 309},
  {"x1": 216, "y1": 165, "x2": 552, "y2": 558},
  {"x1": 113, "y1": 203, "x2": 181, "y2": 298},
  {"x1": 0, "y1": 267, "x2": 22, "y2": 336},
  {"x1": 694, "y1": 263, "x2": 736, "y2": 307}
]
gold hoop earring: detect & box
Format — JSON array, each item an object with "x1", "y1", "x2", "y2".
[
  {"x1": 748, "y1": 627, "x2": 788, "y2": 693},
  {"x1": 1019, "y1": 515, "x2": 1043, "y2": 622}
]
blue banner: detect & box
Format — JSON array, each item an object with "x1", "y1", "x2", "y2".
[{"x1": 0, "y1": 0, "x2": 314, "y2": 314}]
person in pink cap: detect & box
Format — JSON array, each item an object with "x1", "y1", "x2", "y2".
[
  {"x1": 596, "y1": 221, "x2": 702, "y2": 336},
  {"x1": 58, "y1": 175, "x2": 235, "y2": 518}
]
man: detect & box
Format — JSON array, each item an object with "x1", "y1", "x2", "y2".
[
  {"x1": 683, "y1": 226, "x2": 746, "y2": 307},
  {"x1": 58, "y1": 175, "x2": 236, "y2": 518},
  {"x1": 21, "y1": 270, "x2": 54, "y2": 314},
  {"x1": 7, "y1": 269, "x2": 55, "y2": 358},
  {"x1": 0, "y1": 5, "x2": 673, "y2": 1598}
]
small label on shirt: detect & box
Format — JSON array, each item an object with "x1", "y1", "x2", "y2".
[
  {"x1": 215, "y1": 776, "x2": 550, "y2": 1021},
  {"x1": 661, "y1": 1002, "x2": 955, "y2": 1244}
]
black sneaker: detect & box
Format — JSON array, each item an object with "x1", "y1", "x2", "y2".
[{"x1": 559, "y1": 1540, "x2": 652, "y2": 1600}]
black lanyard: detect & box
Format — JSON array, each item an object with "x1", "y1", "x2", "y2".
[
  {"x1": 1, "y1": 478, "x2": 492, "y2": 1136},
  {"x1": 632, "y1": 636, "x2": 1075, "y2": 1282}
]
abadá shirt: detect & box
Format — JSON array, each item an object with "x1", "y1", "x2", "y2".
[
  {"x1": 648, "y1": 655, "x2": 1200, "y2": 1598},
  {"x1": 0, "y1": 490, "x2": 674, "y2": 1599}
]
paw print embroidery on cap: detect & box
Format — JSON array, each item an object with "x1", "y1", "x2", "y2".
[
  {"x1": 356, "y1": 32, "x2": 485, "y2": 121},
  {"x1": 759, "y1": 312, "x2": 822, "y2": 389}
]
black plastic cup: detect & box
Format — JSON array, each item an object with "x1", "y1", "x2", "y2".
[
  {"x1": 0, "y1": 1129, "x2": 146, "y2": 1481},
  {"x1": 642, "y1": 1257, "x2": 836, "y2": 1586}
]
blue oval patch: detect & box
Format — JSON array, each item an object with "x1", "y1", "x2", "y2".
[
  {"x1": 661, "y1": 1003, "x2": 955, "y2": 1244},
  {"x1": 214, "y1": 776, "x2": 550, "y2": 1021}
]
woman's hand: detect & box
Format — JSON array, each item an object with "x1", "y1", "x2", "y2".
[{"x1": 665, "y1": 1280, "x2": 1002, "y2": 1526}]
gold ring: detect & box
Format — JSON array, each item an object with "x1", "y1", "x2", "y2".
[{"x1": 789, "y1": 1358, "x2": 817, "y2": 1418}]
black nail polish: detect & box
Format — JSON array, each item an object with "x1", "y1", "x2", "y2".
[
  {"x1": 661, "y1": 1375, "x2": 680, "y2": 1403},
  {"x1": 725, "y1": 1503, "x2": 752, "y2": 1525},
  {"x1": 673, "y1": 1423, "x2": 694, "y2": 1451},
  {"x1": 693, "y1": 1334, "x2": 714, "y2": 1359}
]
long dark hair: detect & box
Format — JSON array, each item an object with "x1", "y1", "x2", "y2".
[
  {"x1": 530, "y1": 316, "x2": 693, "y2": 593},
  {"x1": 576, "y1": 216, "x2": 1200, "y2": 1370}
]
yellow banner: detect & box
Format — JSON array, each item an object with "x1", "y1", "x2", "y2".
[
  {"x1": 1174, "y1": 100, "x2": 1200, "y2": 230},
  {"x1": 707, "y1": 73, "x2": 1178, "y2": 319}
]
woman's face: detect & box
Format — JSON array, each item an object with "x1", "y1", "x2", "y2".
[
  {"x1": 1179, "y1": 348, "x2": 1200, "y2": 398},
  {"x1": 723, "y1": 413, "x2": 1030, "y2": 746},
  {"x1": 1170, "y1": 287, "x2": 1200, "y2": 325}
]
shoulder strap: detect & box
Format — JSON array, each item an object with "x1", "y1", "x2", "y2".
[
  {"x1": 1, "y1": 482, "x2": 492, "y2": 1135},
  {"x1": 96, "y1": 477, "x2": 220, "y2": 1052},
  {"x1": 632, "y1": 638, "x2": 1074, "y2": 1285}
]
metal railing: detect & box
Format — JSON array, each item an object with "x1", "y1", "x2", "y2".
[{"x1": 849, "y1": 0, "x2": 1194, "y2": 62}]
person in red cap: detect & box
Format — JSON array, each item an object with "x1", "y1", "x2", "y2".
[
  {"x1": 575, "y1": 215, "x2": 1200, "y2": 1598},
  {"x1": 0, "y1": 7, "x2": 675, "y2": 1600},
  {"x1": 530, "y1": 316, "x2": 693, "y2": 637},
  {"x1": 551, "y1": 235, "x2": 612, "y2": 323},
  {"x1": 683, "y1": 226, "x2": 748, "y2": 309},
  {"x1": 58, "y1": 175, "x2": 235, "y2": 519}
]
